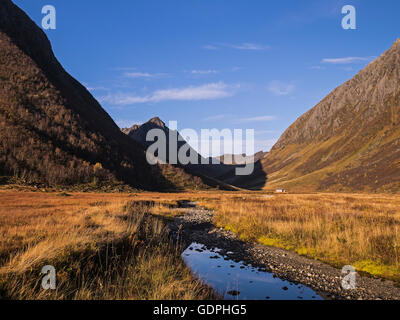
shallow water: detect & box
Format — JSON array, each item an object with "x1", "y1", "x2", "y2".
[{"x1": 182, "y1": 242, "x2": 323, "y2": 300}]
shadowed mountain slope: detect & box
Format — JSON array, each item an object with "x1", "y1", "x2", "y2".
[
  {"x1": 236, "y1": 39, "x2": 400, "y2": 192},
  {"x1": 122, "y1": 118, "x2": 249, "y2": 190},
  {"x1": 0, "y1": 0, "x2": 205, "y2": 190}
]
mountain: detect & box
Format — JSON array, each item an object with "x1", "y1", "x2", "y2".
[
  {"x1": 121, "y1": 117, "x2": 165, "y2": 142},
  {"x1": 237, "y1": 39, "x2": 400, "y2": 192},
  {"x1": 0, "y1": 0, "x2": 206, "y2": 191},
  {"x1": 122, "y1": 118, "x2": 245, "y2": 189},
  {"x1": 122, "y1": 117, "x2": 185, "y2": 163},
  {"x1": 217, "y1": 151, "x2": 268, "y2": 165}
]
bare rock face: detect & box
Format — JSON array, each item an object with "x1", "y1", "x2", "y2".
[
  {"x1": 239, "y1": 39, "x2": 400, "y2": 192},
  {"x1": 147, "y1": 117, "x2": 166, "y2": 128},
  {"x1": 121, "y1": 125, "x2": 140, "y2": 136}
]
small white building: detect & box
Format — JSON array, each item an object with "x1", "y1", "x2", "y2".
[{"x1": 275, "y1": 188, "x2": 286, "y2": 193}]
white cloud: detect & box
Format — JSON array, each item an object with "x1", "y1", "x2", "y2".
[
  {"x1": 124, "y1": 72, "x2": 152, "y2": 78},
  {"x1": 99, "y1": 82, "x2": 235, "y2": 105},
  {"x1": 203, "y1": 43, "x2": 269, "y2": 51},
  {"x1": 267, "y1": 80, "x2": 295, "y2": 96},
  {"x1": 226, "y1": 43, "x2": 269, "y2": 51},
  {"x1": 202, "y1": 115, "x2": 277, "y2": 123},
  {"x1": 322, "y1": 56, "x2": 376, "y2": 64},
  {"x1": 237, "y1": 116, "x2": 277, "y2": 123},
  {"x1": 86, "y1": 86, "x2": 108, "y2": 92},
  {"x1": 123, "y1": 72, "x2": 168, "y2": 79},
  {"x1": 191, "y1": 69, "x2": 218, "y2": 75},
  {"x1": 100, "y1": 94, "x2": 150, "y2": 105},
  {"x1": 151, "y1": 82, "x2": 233, "y2": 101}
]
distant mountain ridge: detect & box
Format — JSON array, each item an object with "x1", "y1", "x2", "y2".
[
  {"x1": 217, "y1": 151, "x2": 268, "y2": 165},
  {"x1": 122, "y1": 118, "x2": 254, "y2": 189},
  {"x1": 237, "y1": 39, "x2": 400, "y2": 192}
]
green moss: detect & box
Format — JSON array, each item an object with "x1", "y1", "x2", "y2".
[
  {"x1": 295, "y1": 247, "x2": 318, "y2": 257},
  {"x1": 353, "y1": 260, "x2": 400, "y2": 280},
  {"x1": 258, "y1": 236, "x2": 283, "y2": 247},
  {"x1": 258, "y1": 236, "x2": 295, "y2": 251}
]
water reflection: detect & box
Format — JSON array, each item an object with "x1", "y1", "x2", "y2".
[{"x1": 182, "y1": 242, "x2": 323, "y2": 300}]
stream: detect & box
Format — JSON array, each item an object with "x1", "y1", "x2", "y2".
[{"x1": 182, "y1": 242, "x2": 323, "y2": 300}]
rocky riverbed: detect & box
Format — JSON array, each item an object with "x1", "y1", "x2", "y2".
[{"x1": 168, "y1": 204, "x2": 400, "y2": 300}]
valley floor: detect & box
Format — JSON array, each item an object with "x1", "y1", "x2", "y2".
[
  {"x1": 0, "y1": 189, "x2": 215, "y2": 299},
  {"x1": 0, "y1": 187, "x2": 399, "y2": 299}
]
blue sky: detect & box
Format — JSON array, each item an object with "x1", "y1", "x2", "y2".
[{"x1": 14, "y1": 0, "x2": 400, "y2": 155}]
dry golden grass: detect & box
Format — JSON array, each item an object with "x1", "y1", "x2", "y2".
[
  {"x1": 0, "y1": 190, "x2": 215, "y2": 300},
  {"x1": 3, "y1": 188, "x2": 399, "y2": 298},
  {"x1": 197, "y1": 193, "x2": 400, "y2": 281}
]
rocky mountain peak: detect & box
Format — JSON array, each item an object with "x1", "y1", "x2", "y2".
[{"x1": 147, "y1": 117, "x2": 166, "y2": 128}]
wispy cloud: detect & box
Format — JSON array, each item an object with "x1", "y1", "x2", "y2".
[
  {"x1": 86, "y1": 86, "x2": 108, "y2": 92},
  {"x1": 267, "y1": 80, "x2": 295, "y2": 96},
  {"x1": 202, "y1": 114, "x2": 226, "y2": 121},
  {"x1": 202, "y1": 115, "x2": 277, "y2": 124},
  {"x1": 99, "y1": 82, "x2": 236, "y2": 105},
  {"x1": 203, "y1": 43, "x2": 269, "y2": 51},
  {"x1": 203, "y1": 44, "x2": 218, "y2": 50},
  {"x1": 322, "y1": 56, "x2": 376, "y2": 64},
  {"x1": 225, "y1": 43, "x2": 269, "y2": 51},
  {"x1": 237, "y1": 115, "x2": 277, "y2": 123},
  {"x1": 191, "y1": 69, "x2": 218, "y2": 75},
  {"x1": 123, "y1": 72, "x2": 169, "y2": 79},
  {"x1": 100, "y1": 95, "x2": 150, "y2": 105}
]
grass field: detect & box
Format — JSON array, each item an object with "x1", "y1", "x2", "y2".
[
  {"x1": 197, "y1": 193, "x2": 400, "y2": 281},
  {"x1": 1, "y1": 188, "x2": 399, "y2": 299},
  {"x1": 0, "y1": 189, "x2": 215, "y2": 299}
]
